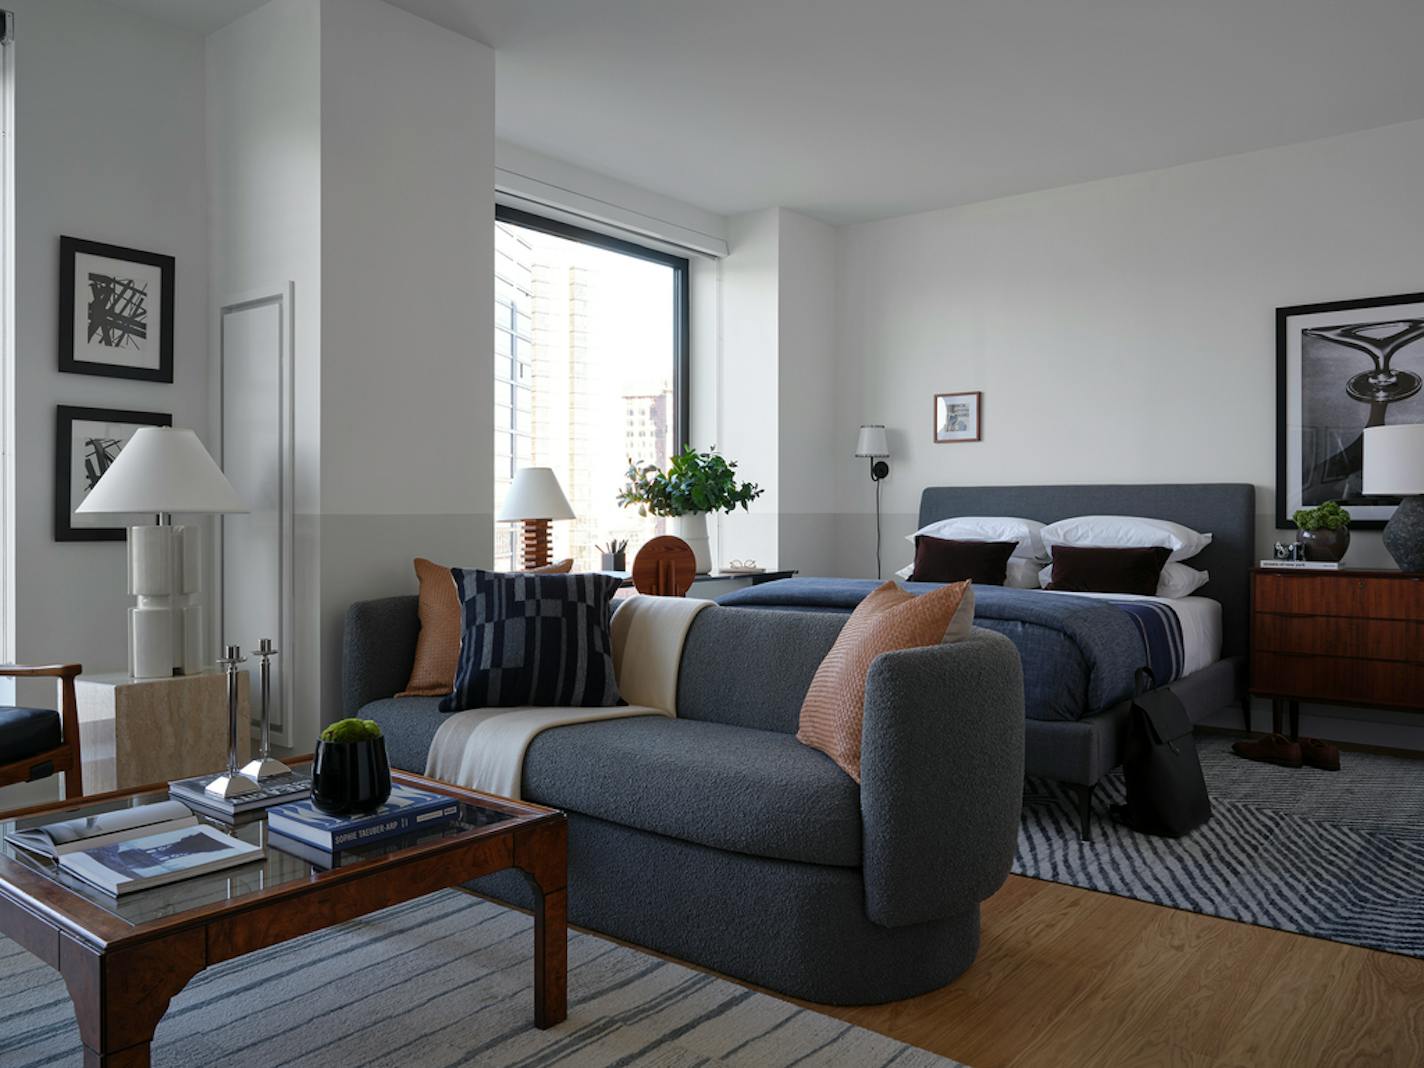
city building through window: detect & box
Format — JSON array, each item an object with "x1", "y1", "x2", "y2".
[{"x1": 494, "y1": 208, "x2": 688, "y2": 571}]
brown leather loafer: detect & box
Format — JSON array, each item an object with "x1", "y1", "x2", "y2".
[
  {"x1": 1232, "y1": 733, "x2": 1303, "y2": 768},
  {"x1": 1300, "y1": 737, "x2": 1341, "y2": 771}
]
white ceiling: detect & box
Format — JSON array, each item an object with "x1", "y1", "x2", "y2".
[{"x1": 106, "y1": 0, "x2": 1424, "y2": 224}]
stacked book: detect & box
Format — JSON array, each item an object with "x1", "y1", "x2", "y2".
[
  {"x1": 1259, "y1": 559, "x2": 1344, "y2": 570},
  {"x1": 169, "y1": 768, "x2": 313, "y2": 820},
  {"x1": 267, "y1": 784, "x2": 461, "y2": 867}
]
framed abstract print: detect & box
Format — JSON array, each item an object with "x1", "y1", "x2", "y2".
[
  {"x1": 58, "y1": 236, "x2": 175, "y2": 382},
  {"x1": 1277, "y1": 291, "x2": 1424, "y2": 529}
]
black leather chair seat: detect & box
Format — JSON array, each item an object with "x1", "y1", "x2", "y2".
[{"x1": 0, "y1": 706, "x2": 61, "y2": 762}]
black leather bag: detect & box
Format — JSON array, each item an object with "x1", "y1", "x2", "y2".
[{"x1": 1111, "y1": 668, "x2": 1212, "y2": 837}]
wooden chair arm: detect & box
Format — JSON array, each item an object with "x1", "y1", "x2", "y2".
[{"x1": 0, "y1": 663, "x2": 83, "y2": 680}]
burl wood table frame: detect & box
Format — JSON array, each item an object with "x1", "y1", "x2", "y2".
[{"x1": 0, "y1": 764, "x2": 567, "y2": 1067}]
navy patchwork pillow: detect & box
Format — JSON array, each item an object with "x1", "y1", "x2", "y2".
[{"x1": 440, "y1": 569, "x2": 623, "y2": 711}]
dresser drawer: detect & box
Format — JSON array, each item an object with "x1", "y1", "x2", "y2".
[
  {"x1": 1252, "y1": 651, "x2": 1424, "y2": 709},
  {"x1": 1253, "y1": 572, "x2": 1424, "y2": 620},
  {"x1": 1253, "y1": 613, "x2": 1424, "y2": 662}
]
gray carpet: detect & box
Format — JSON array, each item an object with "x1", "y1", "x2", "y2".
[
  {"x1": 1017, "y1": 736, "x2": 1424, "y2": 957},
  {"x1": 0, "y1": 890, "x2": 962, "y2": 1067}
]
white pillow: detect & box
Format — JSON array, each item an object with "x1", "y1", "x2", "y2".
[
  {"x1": 1036, "y1": 561, "x2": 1209, "y2": 599},
  {"x1": 906, "y1": 516, "x2": 1048, "y2": 560},
  {"x1": 1040, "y1": 515, "x2": 1212, "y2": 564},
  {"x1": 897, "y1": 556, "x2": 1042, "y2": 588}
]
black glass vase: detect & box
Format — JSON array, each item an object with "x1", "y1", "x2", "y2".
[{"x1": 311, "y1": 737, "x2": 392, "y2": 816}]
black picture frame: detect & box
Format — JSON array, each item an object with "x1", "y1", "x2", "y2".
[
  {"x1": 1276, "y1": 290, "x2": 1424, "y2": 530},
  {"x1": 55, "y1": 405, "x2": 172, "y2": 542},
  {"x1": 58, "y1": 236, "x2": 175, "y2": 383}
]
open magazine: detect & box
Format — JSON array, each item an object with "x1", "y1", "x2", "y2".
[
  {"x1": 59, "y1": 824, "x2": 263, "y2": 896},
  {"x1": 6, "y1": 800, "x2": 198, "y2": 859}
]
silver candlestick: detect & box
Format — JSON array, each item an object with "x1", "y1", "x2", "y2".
[
  {"x1": 206, "y1": 644, "x2": 260, "y2": 799},
  {"x1": 241, "y1": 638, "x2": 290, "y2": 780}
]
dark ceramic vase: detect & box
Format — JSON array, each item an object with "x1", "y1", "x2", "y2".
[
  {"x1": 1297, "y1": 526, "x2": 1350, "y2": 563},
  {"x1": 311, "y1": 737, "x2": 392, "y2": 815}
]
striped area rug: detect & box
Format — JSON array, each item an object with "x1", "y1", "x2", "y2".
[
  {"x1": 1017, "y1": 736, "x2": 1424, "y2": 957},
  {"x1": 0, "y1": 890, "x2": 961, "y2": 1067}
]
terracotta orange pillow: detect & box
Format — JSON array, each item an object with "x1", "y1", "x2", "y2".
[
  {"x1": 398, "y1": 556, "x2": 574, "y2": 698},
  {"x1": 796, "y1": 579, "x2": 972, "y2": 781}
]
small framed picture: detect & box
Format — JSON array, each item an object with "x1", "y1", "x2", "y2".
[
  {"x1": 934, "y1": 391, "x2": 982, "y2": 444},
  {"x1": 55, "y1": 405, "x2": 171, "y2": 541},
  {"x1": 58, "y1": 236, "x2": 175, "y2": 382}
]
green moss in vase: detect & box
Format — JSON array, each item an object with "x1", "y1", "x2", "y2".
[{"x1": 319, "y1": 718, "x2": 384, "y2": 744}]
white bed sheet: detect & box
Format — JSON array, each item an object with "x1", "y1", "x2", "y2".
[{"x1": 1036, "y1": 589, "x2": 1223, "y2": 677}]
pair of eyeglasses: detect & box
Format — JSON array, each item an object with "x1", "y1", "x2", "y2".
[{"x1": 729, "y1": 559, "x2": 757, "y2": 569}]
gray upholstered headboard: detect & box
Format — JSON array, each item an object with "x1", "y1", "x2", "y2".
[{"x1": 917, "y1": 484, "x2": 1256, "y2": 660}]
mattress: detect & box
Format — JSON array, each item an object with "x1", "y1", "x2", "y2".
[
  {"x1": 717, "y1": 577, "x2": 1222, "y2": 722},
  {"x1": 1036, "y1": 589, "x2": 1222, "y2": 678}
]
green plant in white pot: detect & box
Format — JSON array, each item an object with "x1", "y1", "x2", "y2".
[{"x1": 617, "y1": 445, "x2": 763, "y2": 573}]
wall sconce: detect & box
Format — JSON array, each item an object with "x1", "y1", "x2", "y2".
[{"x1": 855, "y1": 425, "x2": 891, "y2": 578}]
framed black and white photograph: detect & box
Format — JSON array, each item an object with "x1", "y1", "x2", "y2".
[
  {"x1": 55, "y1": 405, "x2": 171, "y2": 541},
  {"x1": 934, "y1": 390, "x2": 982, "y2": 444},
  {"x1": 1277, "y1": 291, "x2": 1424, "y2": 529},
  {"x1": 58, "y1": 236, "x2": 175, "y2": 382}
]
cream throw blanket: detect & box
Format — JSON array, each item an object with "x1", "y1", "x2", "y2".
[{"x1": 425, "y1": 596, "x2": 710, "y2": 799}]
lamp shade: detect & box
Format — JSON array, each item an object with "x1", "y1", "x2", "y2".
[
  {"x1": 1363, "y1": 424, "x2": 1424, "y2": 496},
  {"x1": 76, "y1": 427, "x2": 246, "y2": 515},
  {"x1": 855, "y1": 425, "x2": 889, "y2": 458},
  {"x1": 497, "y1": 466, "x2": 575, "y2": 521}
]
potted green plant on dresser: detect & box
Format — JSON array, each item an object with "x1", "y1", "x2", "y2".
[
  {"x1": 1293, "y1": 500, "x2": 1351, "y2": 562},
  {"x1": 618, "y1": 444, "x2": 763, "y2": 573}
]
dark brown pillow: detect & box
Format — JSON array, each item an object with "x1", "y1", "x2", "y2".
[
  {"x1": 911, "y1": 537, "x2": 1018, "y2": 585},
  {"x1": 1045, "y1": 545, "x2": 1171, "y2": 596}
]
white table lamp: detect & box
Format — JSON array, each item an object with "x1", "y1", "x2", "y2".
[
  {"x1": 1364, "y1": 423, "x2": 1424, "y2": 572},
  {"x1": 497, "y1": 467, "x2": 575, "y2": 569},
  {"x1": 76, "y1": 427, "x2": 246, "y2": 678}
]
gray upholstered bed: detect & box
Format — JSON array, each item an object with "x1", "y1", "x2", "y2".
[{"x1": 718, "y1": 483, "x2": 1255, "y2": 839}]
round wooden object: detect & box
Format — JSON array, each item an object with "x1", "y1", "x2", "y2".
[{"x1": 631, "y1": 536, "x2": 697, "y2": 597}]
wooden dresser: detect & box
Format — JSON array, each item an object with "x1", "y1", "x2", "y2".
[{"x1": 1251, "y1": 567, "x2": 1424, "y2": 737}]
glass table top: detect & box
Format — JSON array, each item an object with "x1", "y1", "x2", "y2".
[{"x1": 0, "y1": 768, "x2": 519, "y2": 928}]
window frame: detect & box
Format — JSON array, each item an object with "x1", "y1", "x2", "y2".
[{"x1": 493, "y1": 204, "x2": 691, "y2": 453}]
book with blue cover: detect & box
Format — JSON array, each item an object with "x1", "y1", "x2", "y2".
[{"x1": 266, "y1": 784, "x2": 461, "y2": 851}]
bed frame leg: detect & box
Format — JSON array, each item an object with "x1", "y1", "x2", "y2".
[{"x1": 1071, "y1": 782, "x2": 1094, "y2": 842}]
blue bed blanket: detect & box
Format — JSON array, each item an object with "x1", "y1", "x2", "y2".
[{"x1": 716, "y1": 577, "x2": 1184, "y2": 722}]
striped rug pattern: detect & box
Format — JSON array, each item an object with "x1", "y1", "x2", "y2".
[
  {"x1": 0, "y1": 890, "x2": 961, "y2": 1067},
  {"x1": 1016, "y1": 737, "x2": 1424, "y2": 957}
]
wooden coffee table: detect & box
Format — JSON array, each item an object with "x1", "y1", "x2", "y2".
[{"x1": 0, "y1": 762, "x2": 567, "y2": 1066}]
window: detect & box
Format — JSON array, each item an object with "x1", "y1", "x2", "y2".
[
  {"x1": 1, "y1": 11, "x2": 13, "y2": 666},
  {"x1": 493, "y1": 207, "x2": 689, "y2": 571}
]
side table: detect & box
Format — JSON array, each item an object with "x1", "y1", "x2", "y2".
[{"x1": 76, "y1": 671, "x2": 251, "y2": 792}]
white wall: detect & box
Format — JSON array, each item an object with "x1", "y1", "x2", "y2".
[
  {"x1": 208, "y1": 0, "x2": 496, "y2": 744},
  {"x1": 316, "y1": 0, "x2": 494, "y2": 726},
  {"x1": 207, "y1": 0, "x2": 322, "y2": 744},
  {"x1": 777, "y1": 209, "x2": 838, "y2": 575},
  {"x1": 716, "y1": 209, "x2": 780, "y2": 567},
  {"x1": 832, "y1": 117, "x2": 1424, "y2": 748},
  {"x1": 2, "y1": 0, "x2": 208, "y2": 806}
]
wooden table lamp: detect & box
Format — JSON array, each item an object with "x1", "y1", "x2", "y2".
[{"x1": 498, "y1": 467, "x2": 575, "y2": 569}]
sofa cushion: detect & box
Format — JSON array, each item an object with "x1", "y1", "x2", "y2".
[
  {"x1": 676, "y1": 607, "x2": 847, "y2": 734},
  {"x1": 798, "y1": 579, "x2": 971, "y2": 782},
  {"x1": 442, "y1": 569, "x2": 622, "y2": 711},
  {"x1": 0, "y1": 706, "x2": 61, "y2": 763},
  {"x1": 360, "y1": 697, "x2": 446, "y2": 774},
  {"x1": 361, "y1": 697, "x2": 863, "y2": 868},
  {"x1": 524, "y1": 717, "x2": 862, "y2": 868}
]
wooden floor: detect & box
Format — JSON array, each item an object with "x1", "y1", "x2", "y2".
[{"x1": 809, "y1": 874, "x2": 1424, "y2": 1068}]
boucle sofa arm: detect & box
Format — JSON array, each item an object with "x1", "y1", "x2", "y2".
[
  {"x1": 859, "y1": 628, "x2": 1025, "y2": 928},
  {"x1": 342, "y1": 596, "x2": 421, "y2": 713}
]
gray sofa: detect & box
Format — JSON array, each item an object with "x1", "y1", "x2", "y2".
[{"x1": 344, "y1": 597, "x2": 1026, "y2": 1004}]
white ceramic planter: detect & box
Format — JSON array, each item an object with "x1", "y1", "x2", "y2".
[{"x1": 669, "y1": 512, "x2": 712, "y2": 574}]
